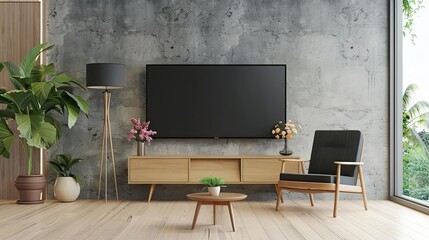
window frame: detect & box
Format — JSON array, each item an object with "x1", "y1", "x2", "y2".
[{"x1": 390, "y1": 0, "x2": 429, "y2": 214}]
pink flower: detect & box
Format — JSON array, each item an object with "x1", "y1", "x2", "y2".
[
  {"x1": 128, "y1": 117, "x2": 157, "y2": 143},
  {"x1": 131, "y1": 118, "x2": 138, "y2": 125},
  {"x1": 142, "y1": 121, "x2": 150, "y2": 128},
  {"x1": 128, "y1": 134, "x2": 136, "y2": 141},
  {"x1": 139, "y1": 129, "x2": 146, "y2": 140},
  {"x1": 147, "y1": 130, "x2": 157, "y2": 136}
]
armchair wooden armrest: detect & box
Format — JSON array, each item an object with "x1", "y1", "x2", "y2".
[
  {"x1": 335, "y1": 161, "x2": 365, "y2": 186},
  {"x1": 279, "y1": 159, "x2": 309, "y2": 173},
  {"x1": 279, "y1": 159, "x2": 310, "y2": 162},
  {"x1": 334, "y1": 161, "x2": 364, "y2": 166}
]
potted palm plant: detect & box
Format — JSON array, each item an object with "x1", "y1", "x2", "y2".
[
  {"x1": 49, "y1": 154, "x2": 84, "y2": 202},
  {"x1": 0, "y1": 43, "x2": 88, "y2": 204}
]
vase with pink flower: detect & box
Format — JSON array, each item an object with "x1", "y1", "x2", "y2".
[{"x1": 128, "y1": 118, "x2": 157, "y2": 156}]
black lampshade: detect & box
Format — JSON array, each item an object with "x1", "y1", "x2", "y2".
[{"x1": 86, "y1": 63, "x2": 126, "y2": 90}]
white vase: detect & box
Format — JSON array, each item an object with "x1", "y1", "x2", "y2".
[
  {"x1": 208, "y1": 186, "x2": 221, "y2": 196},
  {"x1": 53, "y1": 176, "x2": 80, "y2": 202}
]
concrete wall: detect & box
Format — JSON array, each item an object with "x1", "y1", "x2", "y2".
[{"x1": 46, "y1": 0, "x2": 389, "y2": 200}]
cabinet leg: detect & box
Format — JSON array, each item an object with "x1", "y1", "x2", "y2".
[
  {"x1": 309, "y1": 193, "x2": 315, "y2": 206},
  {"x1": 148, "y1": 184, "x2": 156, "y2": 203},
  {"x1": 275, "y1": 184, "x2": 284, "y2": 203}
]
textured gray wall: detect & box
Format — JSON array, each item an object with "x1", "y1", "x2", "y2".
[{"x1": 46, "y1": 0, "x2": 389, "y2": 200}]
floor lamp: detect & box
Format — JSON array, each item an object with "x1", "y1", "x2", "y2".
[{"x1": 86, "y1": 63, "x2": 125, "y2": 202}]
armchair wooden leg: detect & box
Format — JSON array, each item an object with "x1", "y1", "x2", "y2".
[
  {"x1": 276, "y1": 187, "x2": 282, "y2": 211},
  {"x1": 358, "y1": 165, "x2": 368, "y2": 210},
  {"x1": 333, "y1": 165, "x2": 341, "y2": 218},
  {"x1": 309, "y1": 193, "x2": 314, "y2": 206},
  {"x1": 333, "y1": 190, "x2": 340, "y2": 218}
]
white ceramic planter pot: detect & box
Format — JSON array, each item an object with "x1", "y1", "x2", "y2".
[
  {"x1": 208, "y1": 186, "x2": 220, "y2": 196},
  {"x1": 54, "y1": 177, "x2": 80, "y2": 202}
]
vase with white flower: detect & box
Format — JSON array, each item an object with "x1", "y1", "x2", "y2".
[
  {"x1": 272, "y1": 120, "x2": 300, "y2": 155},
  {"x1": 128, "y1": 118, "x2": 157, "y2": 156}
]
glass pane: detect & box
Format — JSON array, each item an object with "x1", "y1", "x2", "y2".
[{"x1": 402, "y1": 0, "x2": 429, "y2": 204}]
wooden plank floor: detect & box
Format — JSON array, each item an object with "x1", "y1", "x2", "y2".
[{"x1": 0, "y1": 200, "x2": 428, "y2": 240}]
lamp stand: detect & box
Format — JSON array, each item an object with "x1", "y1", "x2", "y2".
[{"x1": 98, "y1": 90, "x2": 119, "y2": 202}]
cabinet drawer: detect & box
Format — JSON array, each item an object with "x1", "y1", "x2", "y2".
[
  {"x1": 242, "y1": 158, "x2": 298, "y2": 182},
  {"x1": 128, "y1": 158, "x2": 188, "y2": 183},
  {"x1": 189, "y1": 159, "x2": 241, "y2": 183}
]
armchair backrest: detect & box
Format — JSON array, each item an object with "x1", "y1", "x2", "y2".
[{"x1": 308, "y1": 130, "x2": 363, "y2": 178}]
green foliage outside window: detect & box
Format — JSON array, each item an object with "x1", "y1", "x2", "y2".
[
  {"x1": 403, "y1": 141, "x2": 429, "y2": 200},
  {"x1": 403, "y1": 0, "x2": 425, "y2": 44},
  {"x1": 402, "y1": 84, "x2": 429, "y2": 201}
]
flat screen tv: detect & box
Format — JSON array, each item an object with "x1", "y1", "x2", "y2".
[{"x1": 146, "y1": 64, "x2": 286, "y2": 138}]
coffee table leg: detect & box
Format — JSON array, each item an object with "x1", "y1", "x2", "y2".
[
  {"x1": 227, "y1": 202, "x2": 235, "y2": 232},
  {"x1": 213, "y1": 204, "x2": 216, "y2": 225},
  {"x1": 191, "y1": 201, "x2": 202, "y2": 230}
]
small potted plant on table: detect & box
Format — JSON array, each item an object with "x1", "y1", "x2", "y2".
[
  {"x1": 200, "y1": 176, "x2": 226, "y2": 196},
  {"x1": 49, "y1": 154, "x2": 84, "y2": 202}
]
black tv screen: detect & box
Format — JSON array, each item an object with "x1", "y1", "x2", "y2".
[{"x1": 146, "y1": 64, "x2": 286, "y2": 138}]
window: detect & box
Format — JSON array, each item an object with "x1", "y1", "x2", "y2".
[{"x1": 392, "y1": 0, "x2": 429, "y2": 211}]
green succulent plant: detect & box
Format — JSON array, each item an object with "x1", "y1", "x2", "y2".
[
  {"x1": 200, "y1": 176, "x2": 226, "y2": 191},
  {"x1": 0, "y1": 42, "x2": 89, "y2": 175}
]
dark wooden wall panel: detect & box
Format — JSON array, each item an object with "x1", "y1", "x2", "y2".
[{"x1": 0, "y1": 1, "x2": 42, "y2": 200}]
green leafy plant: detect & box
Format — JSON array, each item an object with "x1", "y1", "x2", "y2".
[
  {"x1": 402, "y1": 84, "x2": 429, "y2": 201},
  {"x1": 0, "y1": 43, "x2": 89, "y2": 175},
  {"x1": 403, "y1": 141, "x2": 429, "y2": 200},
  {"x1": 48, "y1": 154, "x2": 84, "y2": 186},
  {"x1": 200, "y1": 176, "x2": 226, "y2": 191},
  {"x1": 403, "y1": 0, "x2": 425, "y2": 44},
  {"x1": 402, "y1": 83, "x2": 429, "y2": 155}
]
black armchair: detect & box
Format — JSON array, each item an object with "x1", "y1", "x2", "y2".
[{"x1": 276, "y1": 130, "x2": 368, "y2": 217}]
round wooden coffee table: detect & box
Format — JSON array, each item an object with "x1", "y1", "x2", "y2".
[{"x1": 186, "y1": 192, "x2": 247, "y2": 232}]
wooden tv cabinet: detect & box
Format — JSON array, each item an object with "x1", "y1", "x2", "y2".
[{"x1": 128, "y1": 155, "x2": 300, "y2": 202}]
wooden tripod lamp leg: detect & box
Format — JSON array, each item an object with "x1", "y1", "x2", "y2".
[
  {"x1": 97, "y1": 113, "x2": 106, "y2": 200},
  {"x1": 98, "y1": 91, "x2": 120, "y2": 202},
  {"x1": 106, "y1": 92, "x2": 119, "y2": 201},
  {"x1": 104, "y1": 91, "x2": 109, "y2": 202}
]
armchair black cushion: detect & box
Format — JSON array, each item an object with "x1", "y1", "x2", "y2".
[{"x1": 279, "y1": 173, "x2": 356, "y2": 185}]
